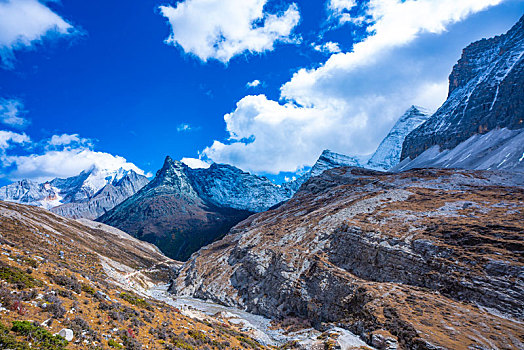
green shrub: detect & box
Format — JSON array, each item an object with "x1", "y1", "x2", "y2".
[
  {"x1": 81, "y1": 283, "x2": 96, "y2": 296},
  {"x1": 11, "y1": 321, "x2": 68, "y2": 350},
  {"x1": 108, "y1": 338, "x2": 123, "y2": 348},
  {"x1": 0, "y1": 323, "x2": 30, "y2": 350},
  {"x1": 237, "y1": 336, "x2": 262, "y2": 349},
  {"x1": 0, "y1": 263, "x2": 42, "y2": 289}
]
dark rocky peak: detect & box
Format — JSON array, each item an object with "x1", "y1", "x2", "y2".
[
  {"x1": 449, "y1": 15, "x2": 523, "y2": 96},
  {"x1": 401, "y1": 15, "x2": 524, "y2": 162},
  {"x1": 141, "y1": 156, "x2": 199, "y2": 201}
]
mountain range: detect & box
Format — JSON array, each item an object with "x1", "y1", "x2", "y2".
[{"x1": 0, "y1": 167, "x2": 149, "y2": 220}]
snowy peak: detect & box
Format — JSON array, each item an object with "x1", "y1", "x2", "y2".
[
  {"x1": 0, "y1": 179, "x2": 62, "y2": 210},
  {"x1": 0, "y1": 166, "x2": 149, "y2": 219},
  {"x1": 310, "y1": 150, "x2": 362, "y2": 177},
  {"x1": 367, "y1": 106, "x2": 431, "y2": 170}
]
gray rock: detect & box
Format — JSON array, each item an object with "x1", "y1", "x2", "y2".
[{"x1": 58, "y1": 328, "x2": 74, "y2": 342}]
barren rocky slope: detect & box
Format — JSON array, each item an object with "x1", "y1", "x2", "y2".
[
  {"x1": 0, "y1": 201, "x2": 270, "y2": 349},
  {"x1": 172, "y1": 167, "x2": 524, "y2": 349}
]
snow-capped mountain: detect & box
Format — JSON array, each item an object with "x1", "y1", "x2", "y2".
[
  {"x1": 401, "y1": 16, "x2": 524, "y2": 166},
  {"x1": 310, "y1": 149, "x2": 362, "y2": 177},
  {"x1": 51, "y1": 168, "x2": 149, "y2": 219},
  {"x1": 367, "y1": 106, "x2": 430, "y2": 171},
  {"x1": 0, "y1": 166, "x2": 149, "y2": 219},
  {"x1": 0, "y1": 179, "x2": 62, "y2": 210},
  {"x1": 190, "y1": 163, "x2": 294, "y2": 212}
]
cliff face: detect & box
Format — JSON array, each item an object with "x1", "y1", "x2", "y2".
[
  {"x1": 401, "y1": 16, "x2": 524, "y2": 162},
  {"x1": 171, "y1": 167, "x2": 524, "y2": 349}
]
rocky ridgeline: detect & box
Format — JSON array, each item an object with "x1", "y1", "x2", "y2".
[
  {"x1": 401, "y1": 15, "x2": 524, "y2": 162},
  {"x1": 172, "y1": 167, "x2": 524, "y2": 349}
]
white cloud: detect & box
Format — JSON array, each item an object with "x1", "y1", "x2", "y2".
[
  {"x1": 181, "y1": 157, "x2": 211, "y2": 169},
  {"x1": 177, "y1": 123, "x2": 193, "y2": 132},
  {"x1": 1, "y1": 132, "x2": 148, "y2": 182},
  {"x1": 0, "y1": 130, "x2": 30, "y2": 151},
  {"x1": 327, "y1": 0, "x2": 360, "y2": 25},
  {"x1": 0, "y1": 0, "x2": 75, "y2": 68},
  {"x1": 203, "y1": 0, "x2": 505, "y2": 174},
  {"x1": 246, "y1": 79, "x2": 261, "y2": 88},
  {"x1": 159, "y1": 0, "x2": 300, "y2": 63},
  {"x1": 4, "y1": 148, "x2": 147, "y2": 182},
  {"x1": 313, "y1": 41, "x2": 341, "y2": 54},
  {"x1": 0, "y1": 98, "x2": 28, "y2": 127},
  {"x1": 48, "y1": 133, "x2": 89, "y2": 147}
]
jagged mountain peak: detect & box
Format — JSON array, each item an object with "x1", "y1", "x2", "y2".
[
  {"x1": 0, "y1": 165, "x2": 149, "y2": 219},
  {"x1": 366, "y1": 106, "x2": 431, "y2": 171}
]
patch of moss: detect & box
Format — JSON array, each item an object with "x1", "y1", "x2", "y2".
[
  {"x1": 81, "y1": 283, "x2": 96, "y2": 296},
  {"x1": 11, "y1": 321, "x2": 68, "y2": 350},
  {"x1": 0, "y1": 263, "x2": 42, "y2": 289}
]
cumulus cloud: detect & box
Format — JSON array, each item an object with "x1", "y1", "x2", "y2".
[
  {"x1": 0, "y1": 0, "x2": 75, "y2": 68},
  {"x1": 246, "y1": 79, "x2": 262, "y2": 88},
  {"x1": 0, "y1": 98, "x2": 29, "y2": 128},
  {"x1": 0, "y1": 132, "x2": 147, "y2": 182},
  {"x1": 4, "y1": 149, "x2": 148, "y2": 182},
  {"x1": 313, "y1": 41, "x2": 341, "y2": 54},
  {"x1": 202, "y1": 0, "x2": 505, "y2": 174},
  {"x1": 181, "y1": 157, "x2": 211, "y2": 169},
  {"x1": 159, "y1": 0, "x2": 300, "y2": 63}
]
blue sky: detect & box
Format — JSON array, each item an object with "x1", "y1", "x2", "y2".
[{"x1": 0, "y1": 0, "x2": 522, "y2": 185}]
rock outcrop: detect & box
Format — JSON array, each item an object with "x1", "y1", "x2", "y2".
[
  {"x1": 172, "y1": 167, "x2": 524, "y2": 349},
  {"x1": 401, "y1": 15, "x2": 524, "y2": 164}
]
